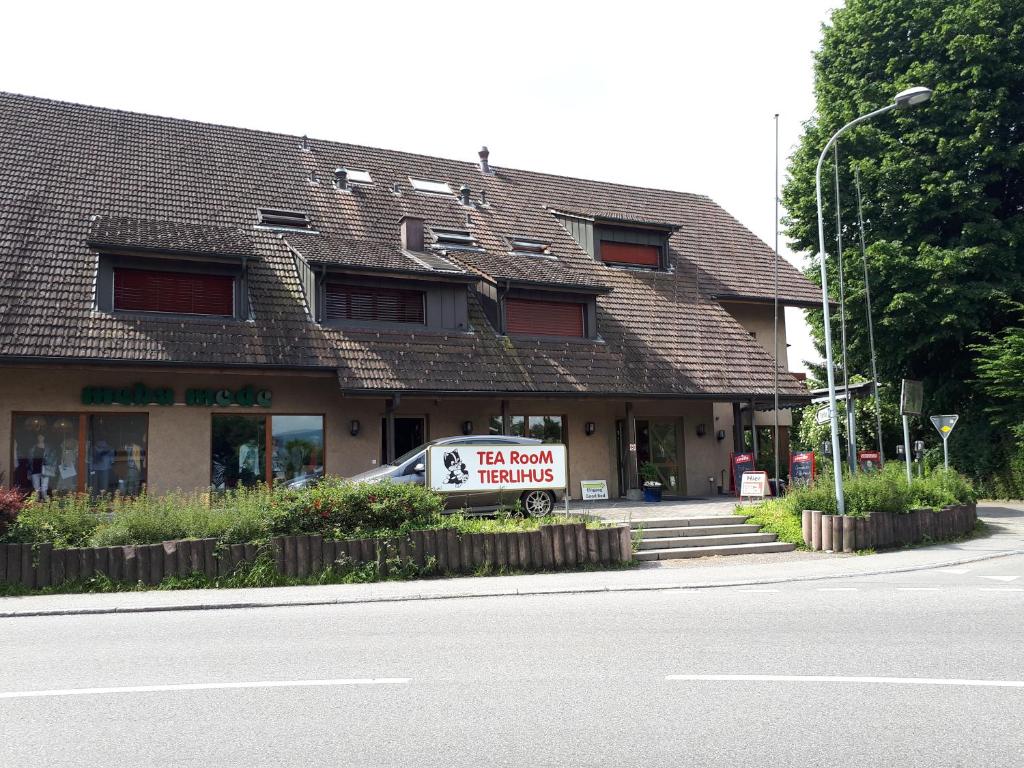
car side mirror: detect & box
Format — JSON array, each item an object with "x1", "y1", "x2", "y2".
[{"x1": 413, "y1": 463, "x2": 425, "y2": 474}]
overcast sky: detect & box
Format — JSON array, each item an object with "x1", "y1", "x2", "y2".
[{"x1": 2, "y1": 0, "x2": 839, "y2": 372}]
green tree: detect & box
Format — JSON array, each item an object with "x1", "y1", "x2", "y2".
[{"x1": 783, "y1": 0, "x2": 1024, "y2": 487}]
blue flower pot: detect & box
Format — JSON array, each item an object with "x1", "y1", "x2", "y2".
[{"x1": 643, "y1": 486, "x2": 663, "y2": 503}]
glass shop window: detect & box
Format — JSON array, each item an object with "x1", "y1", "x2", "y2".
[
  {"x1": 87, "y1": 414, "x2": 148, "y2": 496},
  {"x1": 211, "y1": 414, "x2": 266, "y2": 490},
  {"x1": 508, "y1": 415, "x2": 564, "y2": 443},
  {"x1": 271, "y1": 415, "x2": 324, "y2": 486},
  {"x1": 11, "y1": 414, "x2": 79, "y2": 500}
]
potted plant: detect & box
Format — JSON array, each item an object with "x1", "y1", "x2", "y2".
[{"x1": 640, "y1": 462, "x2": 663, "y2": 502}]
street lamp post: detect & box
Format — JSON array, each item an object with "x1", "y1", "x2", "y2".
[{"x1": 814, "y1": 86, "x2": 932, "y2": 515}]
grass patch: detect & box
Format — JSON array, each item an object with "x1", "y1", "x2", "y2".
[{"x1": 737, "y1": 498, "x2": 808, "y2": 548}]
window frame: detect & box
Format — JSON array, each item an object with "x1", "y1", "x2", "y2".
[
  {"x1": 598, "y1": 240, "x2": 663, "y2": 268},
  {"x1": 321, "y1": 278, "x2": 429, "y2": 329},
  {"x1": 209, "y1": 413, "x2": 326, "y2": 488},
  {"x1": 10, "y1": 411, "x2": 149, "y2": 496},
  {"x1": 113, "y1": 267, "x2": 236, "y2": 318},
  {"x1": 503, "y1": 295, "x2": 590, "y2": 339},
  {"x1": 97, "y1": 253, "x2": 248, "y2": 320}
]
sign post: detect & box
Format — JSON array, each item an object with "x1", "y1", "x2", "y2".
[
  {"x1": 900, "y1": 380, "x2": 923, "y2": 485},
  {"x1": 929, "y1": 415, "x2": 959, "y2": 471}
]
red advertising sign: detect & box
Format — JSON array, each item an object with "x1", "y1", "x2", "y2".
[
  {"x1": 789, "y1": 451, "x2": 815, "y2": 486},
  {"x1": 858, "y1": 450, "x2": 882, "y2": 473},
  {"x1": 731, "y1": 452, "x2": 756, "y2": 496}
]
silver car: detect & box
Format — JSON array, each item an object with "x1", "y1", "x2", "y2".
[{"x1": 348, "y1": 435, "x2": 561, "y2": 516}]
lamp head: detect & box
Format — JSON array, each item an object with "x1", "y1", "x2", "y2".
[{"x1": 894, "y1": 86, "x2": 933, "y2": 109}]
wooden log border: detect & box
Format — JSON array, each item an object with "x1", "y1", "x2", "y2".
[
  {"x1": 0, "y1": 524, "x2": 631, "y2": 588},
  {"x1": 801, "y1": 502, "x2": 977, "y2": 552}
]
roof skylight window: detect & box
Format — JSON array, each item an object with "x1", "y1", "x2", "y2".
[
  {"x1": 347, "y1": 169, "x2": 373, "y2": 185},
  {"x1": 510, "y1": 237, "x2": 553, "y2": 257},
  {"x1": 432, "y1": 228, "x2": 479, "y2": 249},
  {"x1": 257, "y1": 208, "x2": 311, "y2": 229},
  {"x1": 410, "y1": 177, "x2": 453, "y2": 195}
]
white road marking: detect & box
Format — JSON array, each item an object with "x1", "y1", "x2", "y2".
[
  {"x1": 979, "y1": 575, "x2": 1019, "y2": 582},
  {"x1": 665, "y1": 674, "x2": 1024, "y2": 688},
  {"x1": 896, "y1": 587, "x2": 942, "y2": 591},
  {"x1": 817, "y1": 588, "x2": 858, "y2": 592},
  {"x1": 979, "y1": 588, "x2": 1024, "y2": 593},
  {"x1": 0, "y1": 678, "x2": 410, "y2": 700}
]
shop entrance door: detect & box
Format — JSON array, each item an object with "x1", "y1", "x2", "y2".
[
  {"x1": 636, "y1": 419, "x2": 682, "y2": 494},
  {"x1": 381, "y1": 417, "x2": 425, "y2": 464}
]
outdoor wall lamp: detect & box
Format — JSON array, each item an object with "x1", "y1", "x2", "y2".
[
  {"x1": 584, "y1": 421, "x2": 596, "y2": 436},
  {"x1": 696, "y1": 423, "x2": 707, "y2": 437},
  {"x1": 716, "y1": 429, "x2": 726, "y2": 441},
  {"x1": 896, "y1": 444, "x2": 905, "y2": 458},
  {"x1": 350, "y1": 419, "x2": 360, "y2": 436},
  {"x1": 821, "y1": 440, "x2": 833, "y2": 457},
  {"x1": 462, "y1": 420, "x2": 474, "y2": 435}
]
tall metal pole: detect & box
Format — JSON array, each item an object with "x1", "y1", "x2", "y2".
[
  {"x1": 834, "y1": 144, "x2": 856, "y2": 473},
  {"x1": 902, "y1": 415, "x2": 913, "y2": 484},
  {"x1": 815, "y1": 101, "x2": 900, "y2": 516},
  {"x1": 773, "y1": 113, "x2": 781, "y2": 485},
  {"x1": 854, "y1": 167, "x2": 885, "y2": 462}
]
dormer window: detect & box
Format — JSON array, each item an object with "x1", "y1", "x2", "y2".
[
  {"x1": 432, "y1": 228, "x2": 479, "y2": 250},
  {"x1": 257, "y1": 208, "x2": 311, "y2": 230},
  {"x1": 409, "y1": 177, "x2": 453, "y2": 195},
  {"x1": 509, "y1": 237, "x2": 553, "y2": 258},
  {"x1": 600, "y1": 241, "x2": 661, "y2": 267},
  {"x1": 113, "y1": 268, "x2": 235, "y2": 317},
  {"x1": 505, "y1": 297, "x2": 586, "y2": 338}
]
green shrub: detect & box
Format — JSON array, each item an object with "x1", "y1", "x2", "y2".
[
  {"x1": 274, "y1": 478, "x2": 445, "y2": 538},
  {"x1": 5, "y1": 494, "x2": 101, "y2": 547},
  {"x1": 739, "y1": 498, "x2": 807, "y2": 547},
  {"x1": 910, "y1": 468, "x2": 976, "y2": 508},
  {"x1": 0, "y1": 486, "x2": 28, "y2": 540}
]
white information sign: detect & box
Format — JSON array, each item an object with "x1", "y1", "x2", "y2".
[
  {"x1": 427, "y1": 444, "x2": 567, "y2": 493},
  {"x1": 579, "y1": 480, "x2": 609, "y2": 501},
  {"x1": 815, "y1": 406, "x2": 832, "y2": 425},
  {"x1": 739, "y1": 471, "x2": 770, "y2": 499}
]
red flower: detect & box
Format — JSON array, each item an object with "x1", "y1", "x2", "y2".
[{"x1": 320, "y1": 510, "x2": 330, "y2": 519}]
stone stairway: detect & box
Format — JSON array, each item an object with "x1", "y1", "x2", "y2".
[{"x1": 629, "y1": 515, "x2": 795, "y2": 561}]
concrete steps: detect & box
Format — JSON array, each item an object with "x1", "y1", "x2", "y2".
[{"x1": 628, "y1": 516, "x2": 795, "y2": 561}]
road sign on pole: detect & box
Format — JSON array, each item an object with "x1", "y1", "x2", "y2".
[
  {"x1": 900, "y1": 380, "x2": 923, "y2": 484},
  {"x1": 930, "y1": 415, "x2": 959, "y2": 471}
]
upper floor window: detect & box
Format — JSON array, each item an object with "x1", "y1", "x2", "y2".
[
  {"x1": 113, "y1": 268, "x2": 234, "y2": 316},
  {"x1": 257, "y1": 208, "x2": 311, "y2": 230},
  {"x1": 600, "y1": 241, "x2": 661, "y2": 267},
  {"x1": 505, "y1": 297, "x2": 585, "y2": 338},
  {"x1": 325, "y1": 283, "x2": 425, "y2": 325}
]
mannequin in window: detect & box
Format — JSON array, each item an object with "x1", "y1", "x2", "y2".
[
  {"x1": 57, "y1": 434, "x2": 79, "y2": 492},
  {"x1": 30, "y1": 433, "x2": 57, "y2": 500},
  {"x1": 238, "y1": 440, "x2": 260, "y2": 485},
  {"x1": 125, "y1": 442, "x2": 143, "y2": 495},
  {"x1": 91, "y1": 439, "x2": 115, "y2": 495}
]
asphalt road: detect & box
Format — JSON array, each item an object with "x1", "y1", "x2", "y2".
[{"x1": 2, "y1": 554, "x2": 1022, "y2": 767}]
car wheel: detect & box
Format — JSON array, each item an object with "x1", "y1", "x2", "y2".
[{"x1": 521, "y1": 489, "x2": 554, "y2": 517}]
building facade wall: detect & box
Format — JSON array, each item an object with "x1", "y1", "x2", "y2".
[{"x1": 1, "y1": 365, "x2": 725, "y2": 499}]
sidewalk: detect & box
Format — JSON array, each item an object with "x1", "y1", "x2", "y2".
[{"x1": 2, "y1": 503, "x2": 1021, "y2": 619}]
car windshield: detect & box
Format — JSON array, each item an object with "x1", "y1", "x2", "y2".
[{"x1": 390, "y1": 441, "x2": 437, "y2": 466}]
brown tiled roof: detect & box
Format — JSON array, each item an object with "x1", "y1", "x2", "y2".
[
  {"x1": 0, "y1": 91, "x2": 816, "y2": 400},
  {"x1": 284, "y1": 234, "x2": 472, "y2": 281},
  {"x1": 88, "y1": 215, "x2": 257, "y2": 259}
]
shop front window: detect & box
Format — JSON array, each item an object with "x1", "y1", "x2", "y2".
[
  {"x1": 272, "y1": 415, "x2": 324, "y2": 485},
  {"x1": 11, "y1": 414, "x2": 78, "y2": 500},
  {"x1": 211, "y1": 414, "x2": 266, "y2": 489},
  {"x1": 506, "y1": 415, "x2": 564, "y2": 443},
  {"x1": 211, "y1": 414, "x2": 324, "y2": 488},
  {"x1": 87, "y1": 414, "x2": 148, "y2": 496}
]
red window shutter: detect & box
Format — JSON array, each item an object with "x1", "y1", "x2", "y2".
[
  {"x1": 325, "y1": 283, "x2": 425, "y2": 324},
  {"x1": 600, "y1": 241, "x2": 660, "y2": 266},
  {"x1": 505, "y1": 298, "x2": 585, "y2": 338},
  {"x1": 113, "y1": 269, "x2": 234, "y2": 316}
]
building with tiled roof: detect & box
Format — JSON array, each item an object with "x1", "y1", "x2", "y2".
[{"x1": 0, "y1": 92, "x2": 816, "y2": 500}]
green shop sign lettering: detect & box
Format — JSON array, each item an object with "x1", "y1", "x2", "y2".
[
  {"x1": 82, "y1": 384, "x2": 174, "y2": 406},
  {"x1": 185, "y1": 387, "x2": 272, "y2": 407},
  {"x1": 81, "y1": 384, "x2": 272, "y2": 408}
]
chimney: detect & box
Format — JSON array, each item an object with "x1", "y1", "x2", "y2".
[
  {"x1": 478, "y1": 146, "x2": 492, "y2": 175},
  {"x1": 334, "y1": 167, "x2": 348, "y2": 189},
  {"x1": 400, "y1": 216, "x2": 425, "y2": 252},
  {"x1": 459, "y1": 184, "x2": 472, "y2": 206}
]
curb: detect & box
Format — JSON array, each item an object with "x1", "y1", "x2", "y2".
[{"x1": 2, "y1": 546, "x2": 1022, "y2": 619}]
